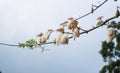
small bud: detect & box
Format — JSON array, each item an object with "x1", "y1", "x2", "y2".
[
  {"x1": 91, "y1": 6, "x2": 94, "y2": 13},
  {"x1": 68, "y1": 17, "x2": 73, "y2": 20},
  {"x1": 96, "y1": 21, "x2": 102, "y2": 26},
  {"x1": 116, "y1": 34, "x2": 120, "y2": 43},
  {"x1": 114, "y1": 0, "x2": 117, "y2": 1},
  {"x1": 60, "y1": 21, "x2": 68, "y2": 28},
  {"x1": 115, "y1": 9, "x2": 120, "y2": 18},
  {"x1": 97, "y1": 16, "x2": 104, "y2": 21},
  {"x1": 37, "y1": 33, "x2": 43, "y2": 37},
  {"x1": 48, "y1": 29, "x2": 53, "y2": 32}
]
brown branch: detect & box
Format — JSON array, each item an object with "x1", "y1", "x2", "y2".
[
  {"x1": 42, "y1": 42, "x2": 54, "y2": 45},
  {"x1": 0, "y1": 0, "x2": 116, "y2": 47},
  {"x1": 80, "y1": 16, "x2": 117, "y2": 35},
  {"x1": 75, "y1": 0, "x2": 108, "y2": 20},
  {"x1": 0, "y1": 43, "x2": 19, "y2": 47},
  {"x1": 44, "y1": 16, "x2": 117, "y2": 45},
  {"x1": 0, "y1": 16, "x2": 118, "y2": 46}
]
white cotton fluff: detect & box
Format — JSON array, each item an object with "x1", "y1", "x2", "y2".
[
  {"x1": 67, "y1": 19, "x2": 74, "y2": 29},
  {"x1": 55, "y1": 32, "x2": 63, "y2": 45},
  {"x1": 39, "y1": 36, "x2": 47, "y2": 44},
  {"x1": 60, "y1": 34, "x2": 69, "y2": 45},
  {"x1": 45, "y1": 30, "x2": 53, "y2": 40},
  {"x1": 72, "y1": 27, "x2": 80, "y2": 39},
  {"x1": 108, "y1": 28, "x2": 115, "y2": 42},
  {"x1": 38, "y1": 30, "x2": 53, "y2": 44}
]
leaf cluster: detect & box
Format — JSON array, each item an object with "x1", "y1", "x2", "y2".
[
  {"x1": 108, "y1": 21, "x2": 120, "y2": 30},
  {"x1": 99, "y1": 41, "x2": 115, "y2": 62},
  {"x1": 100, "y1": 21, "x2": 120, "y2": 73},
  {"x1": 18, "y1": 39, "x2": 39, "y2": 49},
  {"x1": 100, "y1": 60, "x2": 120, "y2": 73}
]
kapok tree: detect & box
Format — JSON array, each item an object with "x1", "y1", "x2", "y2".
[{"x1": 0, "y1": 0, "x2": 120, "y2": 73}]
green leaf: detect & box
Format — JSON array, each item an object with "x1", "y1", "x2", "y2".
[
  {"x1": 99, "y1": 41, "x2": 108, "y2": 61},
  {"x1": 18, "y1": 43, "x2": 26, "y2": 48},
  {"x1": 26, "y1": 39, "x2": 37, "y2": 45},
  {"x1": 115, "y1": 43, "x2": 120, "y2": 51},
  {"x1": 18, "y1": 39, "x2": 38, "y2": 49},
  {"x1": 108, "y1": 21, "x2": 117, "y2": 28},
  {"x1": 100, "y1": 41, "x2": 115, "y2": 62},
  {"x1": 96, "y1": 21, "x2": 102, "y2": 26},
  {"x1": 108, "y1": 42, "x2": 114, "y2": 52},
  {"x1": 115, "y1": 9, "x2": 120, "y2": 18},
  {"x1": 102, "y1": 41, "x2": 108, "y2": 49},
  {"x1": 99, "y1": 66, "x2": 107, "y2": 73},
  {"x1": 53, "y1": 39, "x2": 56, "y2": 45},
  {"x1": 117, "y1": 22, "x2": 120, "y2": 29},
  {"x1": 116, "y1": 33, "x2": 120, "y2": 43},
  {"x1": 114, "y1": 68, "x2": 120, "y2": 73},
  {"x1": 106, "y1": 65, "x2": 111, "y2": 73}
]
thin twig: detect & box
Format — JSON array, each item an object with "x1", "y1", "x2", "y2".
[
  {"x1": 0, "y1": 43, "x2": 19, "y2": 46},
  {"x1": 43, "y1": 16, "x2": 117, "y2": 45},
  {"x1": 0, "y1": 0, "x2": 114, "y2": 47},
  {"x1": 80, "y1": 16, "x2": 117, "y2": 35},
  {"x1": 75, "y1": 0, "x2": 108, "y2": 20},
  {"x1": 0, "y1": 16, "x2": 118, "y2": 46}
]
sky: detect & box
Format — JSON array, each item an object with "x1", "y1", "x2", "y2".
[{"x1": 0, "y1": 0, "x2": 119, "y2": 73}]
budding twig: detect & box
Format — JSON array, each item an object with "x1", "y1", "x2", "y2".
[
  {"x1": 0, "y1": 0, "x2": 117, "y2": 50},
  {"x1": 0, "y1": 16, "x2": 118, "y2": 48},
  {"x1": 80, "y1": 16, "x2": 117, "y2": 35},
  {"x1": 75, "y1": 0, "x2": 108, "y2": 20}
]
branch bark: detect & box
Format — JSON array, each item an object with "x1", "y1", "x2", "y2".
[
  {"x1": 0, "y1": 16, "x2": 118, "y2": 47},
  {"x1": 75, "y1": 0, "x2": 108, "y2": 20},
  {"x1": 80, "y1": 16, "x2": 117, "y2": 35},
  {"x1": 0, "y1": 0, "x2": 117, "y2": 47}
]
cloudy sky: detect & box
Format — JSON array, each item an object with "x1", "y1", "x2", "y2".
[{"x1": 0, "y1": 0, "x2": 119, "y2": 73}]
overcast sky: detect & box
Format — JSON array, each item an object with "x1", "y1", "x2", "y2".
[{"x1": 0, "y1": 0, "x2": 119, "y2": 73}]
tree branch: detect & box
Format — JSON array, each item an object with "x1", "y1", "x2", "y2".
[
  {"x1": 80, "y1": 16, "x2": 117, "y2": 35},
  {"x1": 43, "y1": 16, "x2": 118, "y2": 45},
  {"x1": 75, "y1": 0, "x2": 108, "y2": 20},
  {"x1": 0, "y1": 43, "x2": 19, "y2": 47},
  {"x1": 0, "y1": 16, "x2": 118, "y2": 47},
  {"x1": 0, "y1": 0, "x2": 116, "y2": 48}
]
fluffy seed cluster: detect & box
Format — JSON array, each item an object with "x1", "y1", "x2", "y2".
[
  {"x1": 37, "y1": 29, "x2": 53, "y2": 44},
  {"x1": 108, "y1": 28, "x2": 115, "y2": 42},
  {"x1": 37, "y1": 17, "x2": 80, "y2": 45}
]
